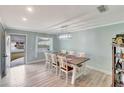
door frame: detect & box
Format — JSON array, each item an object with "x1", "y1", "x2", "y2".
[
  {"x1": 0, "y1": 22, "x2": 5, "y2": 79},
  {"x1": 7, "y1": 33, "x2": 28, "y2": 65}
]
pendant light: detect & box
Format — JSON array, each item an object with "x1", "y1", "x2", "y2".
[{"x1": 58, "y1": 25, "x2": 72, "y2": 39}]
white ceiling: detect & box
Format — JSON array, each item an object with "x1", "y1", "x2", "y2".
[{"x1": 0, "y1": 5, "x2": 124, "y2": 34}]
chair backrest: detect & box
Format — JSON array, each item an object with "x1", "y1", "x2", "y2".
[
  {"x1": 77, "y1": 52, "x2": 85, "y2": 57},
  {"x1": 68, "y1": 51, "x2": 75, "y2": 55},
  {"x1": 57, "y1": 55, "x2": 68, "y2": 70},
  {"x1": 50, "y1": 53, "x2": 57, "y2": 64},
  {"x1": 60, "y1": 50, "x2": 67, "y2": 54},
  {"x1": 44, "y1": 52, "x2": 49, "y2": 61}
]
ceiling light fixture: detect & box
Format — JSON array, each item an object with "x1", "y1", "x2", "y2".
[
  {"x1": 22, "y1": 17, "x2": 27, "y2": 21},
  {"x1": 97, "y1": 5, "x2": 108, "y2": 13},
  {"x1": 26, "y1": 7, "x2": 33, "y2": 12}
]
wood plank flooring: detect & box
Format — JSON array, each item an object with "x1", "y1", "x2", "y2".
[{"x1": 0, "y1": 62, "x2": 112, "y2": 87}]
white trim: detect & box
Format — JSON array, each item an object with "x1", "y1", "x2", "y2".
[
  {"x1": 50, "y1": 38, "x2": 53, "y2": 51},
  {"x1": 70, "y1": 20, "x2": 124, "y2": 33},
  {"x1": 28, "y1": 59, "x2": 45, "y2": 64},
  {"x1": 86, "y1": 65, "x2": 112, "y2": 75},
  {"x1": 8, "y1": 33, "x2": 28, "y2": 65},
  {"x1": 5, "y1": 32, "x2": 11, "y2": 68},
  {"x1": 35, "y1": 36, "x2": 38, "y2": 58}
]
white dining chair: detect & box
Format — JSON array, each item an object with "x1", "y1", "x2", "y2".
[
  {"x1": 44, "y1": 52, "x2": 51, "y2": 69},
  {"x1": 60, "y1": 50, "x2": 67, "y2": 54},
  {"x1": 57, "y1": 55, "x2": 73, "y2": 83},
  {"x1": 77, "y1": 52, "x2": 87, "y2": 75},
  {"x1": 51, "y1": 53, "x2": 59, "y2": 75},
  {"x1": 68, "y1": 51, "x2": 75, "y2": 55}
]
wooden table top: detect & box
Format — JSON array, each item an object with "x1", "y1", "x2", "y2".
[
  {"x1": 53, "y1": 52, "x2": 90, "y2": 65},
  {"x1": 67, "y1": 57, "x2": 90, "y2": 65}
]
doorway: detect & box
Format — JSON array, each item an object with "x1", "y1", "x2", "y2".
[
  {"x1": 35, "y1": 37, "x2": 53, "y2": 58},
  {"x1": 9, "y1": 34, "x2": 27, "y2": 67}
]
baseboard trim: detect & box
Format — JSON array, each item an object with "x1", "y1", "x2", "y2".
[
  {"x1": 86, "y1": 65, "x2": 112, "y2": 75},
  {"x1": 28, "y1": 59, "x2": 45, "y2": 64}
]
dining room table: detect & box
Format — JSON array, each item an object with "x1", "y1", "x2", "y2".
[{"x1": 53, "y1": 52, "x2": 90, "y2": 84}]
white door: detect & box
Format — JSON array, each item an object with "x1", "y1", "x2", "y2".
[{"x1": 5, "y1": 33, "x2": 11, "y2": 72}]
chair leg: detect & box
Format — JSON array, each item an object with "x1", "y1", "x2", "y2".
[
  {"x1": 83, "y1": 63, "x2": 87, "y2": 75},
  {"x1": 52, "y1": 65, "x2": 54, "y2": 72},
  {"x1": 59, "y1": 70, "x2": 61, "y2": 78},
  {"x1": 56, "y1": 66, "x2": 58, "y2": 75},
  {"x1": 66, "y1": 72, "x2": 68, "y2": 83},
  {"x1": 49, "y1": 63, "x2": 51, "y2": 70},
  {"x1": 45, "y1": 62, "x2": 48, "y2": 70},
  {"x1": 49, "y1": 63, "x2": 51, "y2": 69},
  {"x1": 45, "y1": 61, "x2": 47, "y2": 67}
]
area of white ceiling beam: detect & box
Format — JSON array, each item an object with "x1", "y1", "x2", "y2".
[{"x1": 1, "y1": 6, "x2": 124, "y2": 34}]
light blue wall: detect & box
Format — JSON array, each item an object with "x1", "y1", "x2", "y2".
[
  {"x1": 6, "y1": 29, "x2": 56, "y2": 63},
  {"x1": 57, "y1": 23, "x2": 124, "y2": 74},
  {"x1": 5, "y1": 23, "x2": 124, "y2": 74}
]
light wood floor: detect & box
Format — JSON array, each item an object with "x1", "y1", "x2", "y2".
[{"x1": 0, "y1": 62, "x2": 112, "y2": 87}]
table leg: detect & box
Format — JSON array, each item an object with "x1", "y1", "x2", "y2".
[{"x1": 71, "y1": 65, "x2": 76, "y2": 84}]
